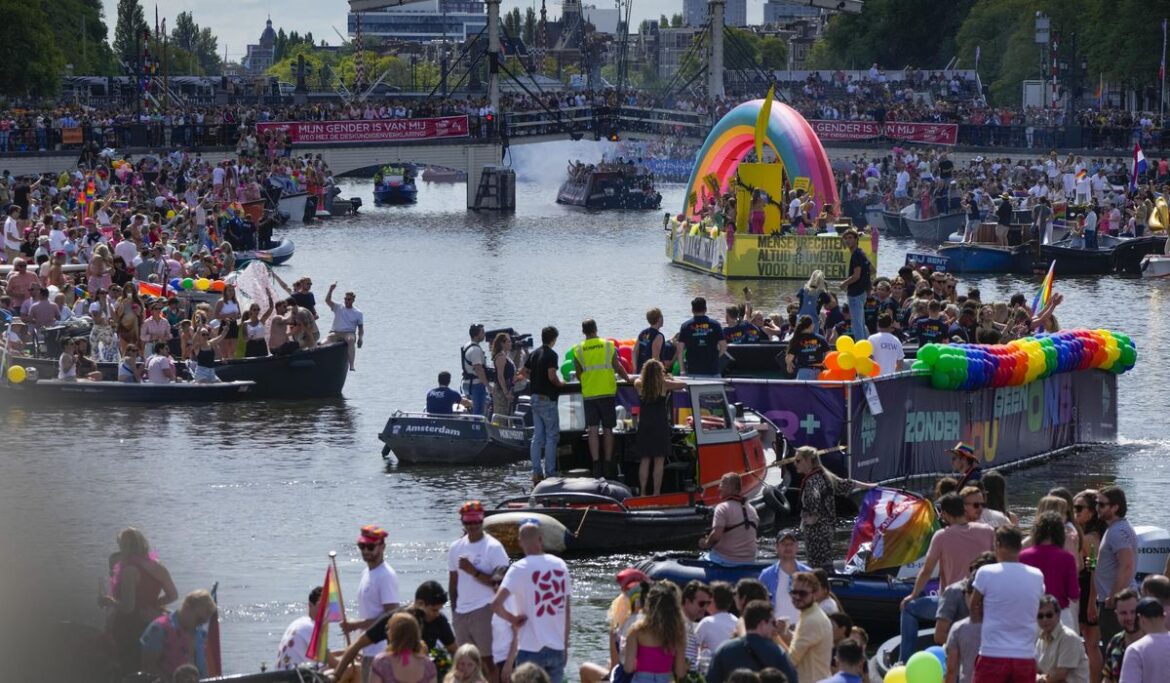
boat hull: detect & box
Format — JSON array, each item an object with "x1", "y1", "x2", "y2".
[
  {"x1": 378, "y1": 413, "x2": 529, "y2": 465},
  {"x1": 1, "y1": 379, "x2": 255, "y2": 403},
  {"x1": 936, "y1": 242, "x2": 1033, "y2": 273},
  {"x1": 212, "y1": 341, "x2": 350, "y2": 398},
  {"x1": 277, "y1": 192, "x2": 310, "y2": 223},
  {"x1": 905, "y1": 212, "x2": 967, "y2": 242},
  {"x1": 1040, "y1": 235, "x2": 1125, "y2": 275},
  {"x1": 1141, "y1": 253, "x2": 1170, "y2": 278},
  {"x1": 879, "y1": 210, "x2": 910, "y2": 237},
  {"x1": 374, "y1": 184, "x2": 419, "y2": 205},
  {"x1": 236, "y1": 238, "x2": 295, "y2": 267},
  {"x1": 1114, "y1": 235, "x2": 1167, "y2": 274}
]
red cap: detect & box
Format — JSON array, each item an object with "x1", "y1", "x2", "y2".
[
  {"x1": 616, "y1": 568, "x2": 649, "y2": 589},
  {"x1": 357, "y1": 525, "x2": 388, "y2": 545}
]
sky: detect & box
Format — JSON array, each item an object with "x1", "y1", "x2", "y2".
[{"x1": 101, "y1": 0, "x2": 771, "y2": 63}]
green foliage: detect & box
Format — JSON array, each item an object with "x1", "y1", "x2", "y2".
[
  {"x1": 113, "y1": 0, "x2": 148, "y2": 64},
  {"x1": 759, "y1": 37, "x2": 788, "y2": 71},
  {"x1": 43, "y1": 0, "x2": 115, "y2": 75},
  {"x1": 815, "y1": 0, "x2": 974, "y2": 69},
  {"x1": 0, "y1": 2, "x2": 65, "y2": 97},
  {"x1": 671, "y1": 13, "x2": 684, "y2": 28}
]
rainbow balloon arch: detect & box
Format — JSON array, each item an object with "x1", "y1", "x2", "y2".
[
  {"x1": 665, "y1": 95, "x2": 876, "y2": 280},
  {"x1": 911, "y1": 329, "x2": 1137, "y2": 391}
]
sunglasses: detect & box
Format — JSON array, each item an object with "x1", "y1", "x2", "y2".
[
  {"x1": 357, "y1": 543, "x2": 380, "y2": 551},
  {"x1": 966, "y1": 501, "x2": 985, "y2": 508},
  {"x1": 1037, "y1": 611, "x2": 1057, "y2": 619}
]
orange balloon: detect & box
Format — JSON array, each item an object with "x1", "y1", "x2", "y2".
[
  {"x1": 210, "y1": 280, "x2": 226, "y2": 292},
  {"x1": 865, "y1": 362, "x2": 880, "y2": 377},
  {"x1": 824, "y1": 351, "x2": 841, "y2": 371}
]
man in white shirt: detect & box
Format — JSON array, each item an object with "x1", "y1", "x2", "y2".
[
  {"x1": 868, "y1": 313, "x2": 903, "y2": 375},
  {"x1": 144, "y1": 343, "x2": 177, "y2": 383},
  {"x1": 341, "y1": 525, "x2": 400, "y2": 683},
  {"x1": 970, "y1": 525, "x2": 1044, "y2": 683},
  {"x1": 492, "y1": 519, "x2": 571, "y2": 683},
  {"x1": 694, "y1": 582, "x2": 738, "y2": 672},
  {"x1": 448, "y1": 500, "x2": 509, "y2": 681},
  {"x1": 325, "y1": 282, "x2": 364, "y2": 372},
  {"x1": 1119, "y1": 598, "x2": 1170, "y2": 683},
  {"x1": 3, "y1": 205, "x2": 21, "y2": 263},
  {"x1": 274, "y1": 586, "x2": 322, "y2": 671}
]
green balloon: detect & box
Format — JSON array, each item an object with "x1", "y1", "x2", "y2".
[
  {"x1": 905, "y1": 650, "x2": 943, "y2": 683},
  {"x1": 917, "y1": 344, "x2": 940, "y2": 365},
  {"x1": 930, "y1": 370, "x2": 951, "y2": 390},
  {"x1": 911, "y1": 360, "x2": 931, "y2": 373},
  {"x1": 180, "y1": 278, "x2": 194, "y2": 290},
  {"x1": 560, "y1": 360, "x2": 574, "y2": 381}
]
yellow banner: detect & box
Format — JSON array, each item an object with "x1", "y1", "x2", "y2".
[{"x1": 667, "y1": 227, "x2": 878, "y2": 280}]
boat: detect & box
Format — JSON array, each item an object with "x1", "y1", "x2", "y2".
[
  {"x1": 557, "y1": 166, "x2": 662, "y2": 210},
  {"x1": 1113, "y1": 234, "x2": 1168, "y2": 274},
  {"x1": 637, "y1": 553, "x2": 915, "y2": 644},
  {"x1": 904, "y1": 210, "x2": 968, "y2": 243},
  {"x1": 277, "y1": 191, "x2": 314, "y2": 223},
  {"x1": 421, "y1": 165, "x2": 467, "y2": 183},
  {"x1": 863, "y1": 203, "x2": 886, "y2": 232},
  {"x1": 17, "y1": 341, "x2": 351, "y2": 399},
  {"x1": 1040, "y1": 234, "x2": 1127, "y2": 275},
  {"x1": 373, "y1": 164, "x2": 419, "y2": 205},
  {"x1": 880, "y1": 210, "x2": 910, "y2": 237},
  {"x1": 0, "y1": 377, "x2": 256, "y2": 403},
  {"x1": 481, "y1": 381, "x2": 792, "y2": 554},
  {"x1": 1140, "y1": 253, "x2": 1170, "y2": 278},
  {"x1": 212, "y1": 341, "x2": 351, "y2": 399},
  {"x1": 235, "y1": 238, "x2": 295, "y2": 267},
  {"x1": 378, "y1": 410, "x2": 531, "y2": 465},
  {"x1": 936, "y1": 239, "x2": 1034, "y2": 274}
]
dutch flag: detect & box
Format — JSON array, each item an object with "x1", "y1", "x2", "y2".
[{"x1": 1132, "y1": 143, "x2": 1149, "y2": 192}]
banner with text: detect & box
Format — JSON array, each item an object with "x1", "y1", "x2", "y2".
[
  {"x1": 810, "y1": 120, "x2": 959, "y2": 146},
  {"x1": 848, "y1": 371, "x2": 1117, "y2": 483},
  {"x1": 256, "y1": 116, "x2": 470, "y2": 144}
]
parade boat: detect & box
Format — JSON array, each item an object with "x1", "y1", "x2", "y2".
[
  {"x1": 665, "y1": 92, "x2": 877, "y2": 279},
  {"x1": 379, "y1": 408, "x2": 531, "y2": 465},
  {"x1": 235, "y1": 238, "x2": 296, "y2": 267},
  {"x1": 0, "y1": 376, "x2": 256, "y2": 403},
  {"x1": 373, "y1": 164, "x2": 419, "y2": 205},
  {"x1": 935, "y1": 224, "x2": 1034, "y2": 274},
  {"x1": 557, "y1": 163, "x2": 662, "y2": 210},
  {"x1": 482, "y1": 381, "x2": 792, "y2": 554},
  {"x1": 1113, "y1": 234, "x2": 1168, "y2": 274},
  {"x1": 880, "y1": 208, "x2": 911, "y2": 237},
  {"x1": 1040, "y1": 234, "x2": 1127, "y2": 275},
  {"x1": 903, "y1": 208, "x2": 968, "y2": 243}
]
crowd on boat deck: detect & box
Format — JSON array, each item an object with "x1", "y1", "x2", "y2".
[
  {"x1": 0, "y1": 149, "x2": 371, "y2": 380},
  {"x1": 103, "y1": 463, "x2": 1170, "y2": 683}
]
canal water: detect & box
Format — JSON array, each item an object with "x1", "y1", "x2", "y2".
[{"x1": 1, "y1": 141, "x2": 1167, "y2": 674}]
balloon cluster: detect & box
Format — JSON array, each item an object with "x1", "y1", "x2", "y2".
[
  {"x1": 910, "y1": 329, "x2": 1137, "y2": 391},
  {"x1": 560, "y1": 338, "x2": 637, "y2": 381},
  {"x1": 168, "y1": 278, "x2": 226, "y2": 293},
  {"x1": 819, "y1": 335, "x2": 880, "y2": 381},
  {"x1": 884, "y1": 647, "x2": 946, "y2": 683}
]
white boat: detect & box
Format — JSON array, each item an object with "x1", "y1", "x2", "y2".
[
  {"x1": 1140, "y1": 253, "x2": 1170, "y2": 278},
  {"x1": 277, "y1": 191, "x2": 311, "y2": 223}
]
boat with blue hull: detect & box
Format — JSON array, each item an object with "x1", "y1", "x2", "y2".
[
  {"x1": 936, "y1": 242, "x2": 1033, "y2": 273},
  {"x1": 373, "y1": 164, "x2": 419, "y2": 205}
]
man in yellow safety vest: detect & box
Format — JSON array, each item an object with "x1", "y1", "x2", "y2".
[{"x1": 572, "y1": 318, "x2": 631, "y2": 478}]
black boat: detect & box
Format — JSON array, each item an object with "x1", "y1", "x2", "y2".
[
  {"x1": 18, "y1": 341, "x2": 350, "y2": 399},
  {"x1": 557, "y1": 167, "x2": 662, "y2": 210},
  {"x1": 0, "y1": 378, "x2": 256, "y2": 403},
  {"x1": 1040, "y1": 234, "x2": 1126, "y2": 275},
  {"x1": 880, "y1": 209, "x2": 910, "y2": 237},
  {"x1": 1113, "y1": 234, "x2": 1168, "y2": 274},
  {"x1": 378, "y1": 410, "x2": 531, "y2": 465}
]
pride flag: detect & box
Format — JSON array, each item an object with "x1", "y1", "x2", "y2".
[
  {"x1": 846, "y1": 488, "x2": 938, "y2": 572},
  {"x1": 1032, "y1": 260, "x2": 1056, "y2": 315},
  {"x1": 305, "y1": 565, "x2": 344, "y2": 662}
]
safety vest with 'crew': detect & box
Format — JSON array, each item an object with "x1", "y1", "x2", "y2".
[{"x1": 576, "y1": 337, "x2": 617, "y2": 399}]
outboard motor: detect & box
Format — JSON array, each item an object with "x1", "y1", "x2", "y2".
[
  {"x1": 349, "y1": 196, "x2": 363, "y2": 212},
  {"x1": 302, "y1": 194, "x2": 318, "y2": 222}
]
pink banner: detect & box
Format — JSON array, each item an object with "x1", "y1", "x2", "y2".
[
  {"x1": 255, "y1": 116, "x2": 470, "y2": 144},
  {"x1": 810, "y1": 120, "x2": 959, "y2": 146}
]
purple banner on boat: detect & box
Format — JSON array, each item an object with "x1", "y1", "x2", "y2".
[
  {"x1": 723, "y1": 380, "x2": 848, "y2": 451},
  {"x1": 848, "y1": 370, "x2": 1118, "y2": 483}
]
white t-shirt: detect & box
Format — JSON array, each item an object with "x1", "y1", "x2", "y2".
[
  {"x1": 463, "y1": 343, "x2": 486, "y2": 383},
  {"x1": 500, "y1": 553, "x2": 570, "y2": 653},
  {"x1": 979, "y1": 508, "x2": 1012, "y2": 529},
  {"x1": 447, "y1": 534, "x2": 509, "y2": 613},
  {"x1": 972, "y1": 561, "x2": 1044, "y2": 659},
  {"x1": 358, "y1": 562, "x2": 401, "y2": 656},
  {"x1": 896, "y1": 171, "x2": 910, "y2": 192},
  {"x1": 491, "y1": 593, "x2": 517, "y2": 663},
  {"x1": 868, "y1": 332, "x2": 904, "y2": 376},
  {"x1": 49, "y1": 228, "x2": 67, "y2": 252},
  {"x1": 329, "y1": 301, "x2": 364, "y2": 333},
  {"x1": 114, "y1": 239, "x2": 138, "y2": 265},
  {"x1": 695, "y1": 611, "x2": 738, "y2": 672},
  {"x1": 274, "y1": 615, "x2": 316, "y2": 670},
  {"x1": 145, "y1": 355, "x2": 174, "y2": 383},
  {"x1": 3, "y1": 216, "x2": 19, "y2": 251}
]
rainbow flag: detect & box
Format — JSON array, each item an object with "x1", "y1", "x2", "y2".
[
  {"x1": 1075, "y1": 169, "x2": 1087, "y2": 181},
  {"x1": 305, "y1": 565, "x2": 344, "y2": 662},
  {"x1": 846, "y1": 488, "x2": 939, "y2": 572},
  {"x1": 1032, "y1": 260, "x2": 1055, "y2": 315}
]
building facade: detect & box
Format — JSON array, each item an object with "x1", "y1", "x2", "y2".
[
  {"x1": 349, "y1": 0, "x2": 487, "y2": 42},
  {"x1": 763, "y1": 0, "x2": 821, "y2": 24},
  {"x1": 684, "y1": 0, "x2": 747, "y2": 28},
  {"x1": 243, "y1": 18, "x2": 277, "y2": 75}
]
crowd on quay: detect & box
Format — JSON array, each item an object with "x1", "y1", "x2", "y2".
[
  {"x1": 0, "y1": 148, "x2": 370, "y2": 379},
  {"x1": 105, "y1": 471, "x2": 1170, "y2": 683}
]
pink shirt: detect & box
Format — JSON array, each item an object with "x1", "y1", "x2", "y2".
[
  {"x1": 1019, "y1": 543, "x2": 1081, "y2": 608},
  {"x1": 925, "y1": 523, "x2": 995, "y2": 587}
]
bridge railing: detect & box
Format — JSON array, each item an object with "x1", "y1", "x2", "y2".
[{"x1": 502, "y1": 106, "x2": 712, "y2": 141}]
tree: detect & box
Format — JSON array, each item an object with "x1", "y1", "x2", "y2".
[
  {"x1": 504, "y1": 7, "x2": 522, "y2": 40},
  {"x1": 195, "y1": 27, "x2": 221, "y2": 74},
  {"x1": 523, "y1": 8, "x2": 537, "y2": 45},
  {"x1": 171, "y1": 11, "x2": 198, "y2": 52},
  {"x1": 274, "y1": 28, "x2": 288, "y2": 62},
  {"x1": 42, "y1": 0, "x2": 116, "y2": 75},
  {"x1": 659, "y1": 14, "x2": 669, "y2": 28},
  {"x1": 814, "y1": 0, "x2": 975, "y2": 69},
  {"x1": 0, "y1": 1, "x2": 65, "y2": 96},
  {"x1": 113, "y1": 0, "x2": 148, "y2": 65},
  {"x1": 759, "y1": 36, "x2": 788, "y2": 71},
  {"x1": 671, "y1": 13, "x2": 684, "y2": 28}
]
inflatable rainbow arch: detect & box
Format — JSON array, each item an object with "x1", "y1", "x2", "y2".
[{"x1": 682, "y1": 99, "x2": 839, "y2": 217}]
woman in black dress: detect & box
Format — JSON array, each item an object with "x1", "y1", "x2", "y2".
[{"x1": 634, "y1": 359, "x2": 686, "y2": 496}]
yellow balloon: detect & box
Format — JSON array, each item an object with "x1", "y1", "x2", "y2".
[
  {"x1": 195, "y1": 278, "x2": 211, "y2": 291},
  {"x1": 6, "y1": 365, "x2": 26, "y2": 384},
  {"x1": 835, "y1": 335, "x2": 855, "y2": 354},
  {"x1": 853, "y1": 339, "x2": 874, "y2": 358},
  {"x1": 166, "y1": 210, "x2": 176, "y2": 220},
  {"x1": 884, "y1": 665, "x2": 908, "y2": 683},
  {"x1": 855, "y1": 357, "x2": 875, "y2": 376},
  {"x1": 838, "y1": 353, "x2": 856, "y2": 370}
]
